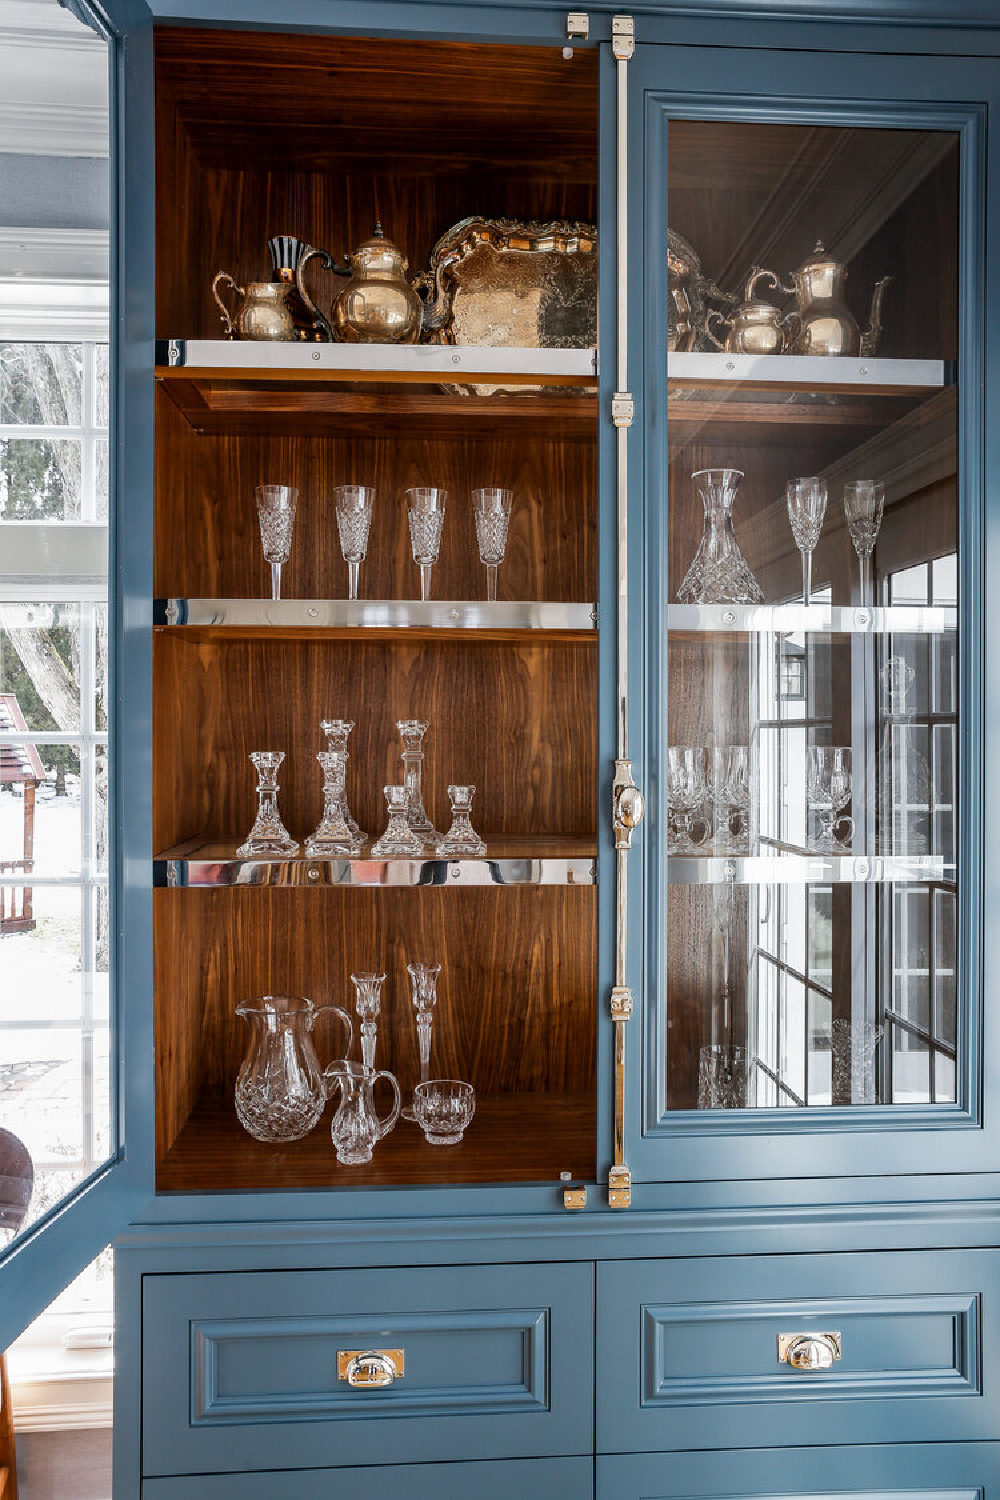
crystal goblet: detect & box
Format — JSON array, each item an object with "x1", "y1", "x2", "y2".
[
  {"x1": 472, "y1": 487, "x2": 513, "y2": 602},
  {"x1": 406, "y1": 487, "x2": 446, "y2": 602},
  {"x1": 333, "y1": 484, "x2": 374, "y2": 601},
  {"x1": 807, "y1": 745, "x2": 853, "y2": 852},
  {"x1": 237, "y1": 750, "x2": 299, "y2": 858},
  {"x1": 254, "y1": 484, "x2": 298, "y2": 601},
  {"x1": 786, "y1": 477, "x2": 828, "y2": 607},
  {"x1": 413, "y1": 1080, "x2": 475, "y2": 1146},
  {"x1": 667, "y1": 746, "x2": 707, "y2": 852},
  {"x1": 843, "y1": 479, "x2": 885, "y2": 603}
]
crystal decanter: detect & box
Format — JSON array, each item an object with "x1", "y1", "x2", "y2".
[{"x1": 677, "y1": 468, "x2": 763, "y2": 605}]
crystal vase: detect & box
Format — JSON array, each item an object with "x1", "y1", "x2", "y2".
[
  {"x1": 237, "y1": 751, "x2": 299, "y2": 858},
  {"x1": 677, "y1": 468, "x2": 763, "y2": 605}
]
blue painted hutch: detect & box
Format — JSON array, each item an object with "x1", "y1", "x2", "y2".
[{"x1": 6, "y1": 0, "x2": 1000, "y2": 1494}]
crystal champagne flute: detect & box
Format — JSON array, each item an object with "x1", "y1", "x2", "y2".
[
  {"x1": 843, "y1": 480, "x2": 885, "y2": 603},
  {"x1": 786, "y1": 477, "x2": 828, "y2": 608},
  {"x1": 406, "y1": 487, "x2": 446, "y2": 602},
  {"x1": 254, "y1": 484, "x2": 298, "y2": 601},
  {"x1": 472, "y1": 488, "x2": 513, "y2": 602},
  {"x1": 333, "y1": 485, "x2": 375, "y2": 601}
]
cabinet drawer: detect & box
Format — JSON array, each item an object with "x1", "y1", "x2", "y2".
[
  {"x1": 597, "y1": 1250, "x2": 999, "y2": 1453},
  {"x1": 598, "y1": 1443, "x2": 1000, "y2": 1500},
  {"x1": 142, "y1": 1456, "x2": 593, "y2": 1500},
  {"x1": 142, "y1": 1261, "x2": 593, "y2": 1477}
]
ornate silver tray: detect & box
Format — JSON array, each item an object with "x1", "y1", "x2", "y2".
[{"x1": 416, "y1": 217, "x2": 598, "y2": 383}]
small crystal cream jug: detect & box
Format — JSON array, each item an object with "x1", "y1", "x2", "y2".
[
  {"x1": 326, "y1": 1060, "x2": 401, "y2": 1165},
  {"x1": 235, "y1": 995, "x2": 353, "y2": 1143}
]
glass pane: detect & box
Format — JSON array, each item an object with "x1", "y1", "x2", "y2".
[
  {"x1": 0, "y1": 344, "x2": 83, "y2": 426},
  {"x1": 0, "y1": 603, "x2": 82, "y2": 731},
  {"x1": 0, "y1": 747, "x2": 83, "y2": 877},
  {"x1": 662, "y1": 116, "x2": 960, "y2": 1113},
  {"x1": 0, "y1": 437, "x2": 83, "y2": 520},
  {"x1": 94, "y1": 345, "x2": 110, "y2": 429}
]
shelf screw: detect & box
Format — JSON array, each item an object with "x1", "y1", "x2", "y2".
[
  {"x1": 308, "y1": 607, "x2": 318, "y2": 618},
  {"x1": 450, "y1": 864, "x2": 461, "y2": 880},
  {"x1": 450, "y1": 608, "x2": 460, "y2": 620},
  {"x1": 312, "y1": 351, "x2": 320, "y2": 361},
  {"x1": 723, "y1": 609, "x2": 736, "y2": 625},
  {"x1": 726, "y1": 361, "x2": 735, "y2": 371},
  {"x1": 307, "y1": 865, "x2": 322, "y2": 883},
  {"x1": 452, "y1": 354, "x2": 461, "y2": 365},
  {"x1": 859, "y1": 365, "x2": 869, "y2": 375}
]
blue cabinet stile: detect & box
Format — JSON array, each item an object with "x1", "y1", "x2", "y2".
[{"x1": 0, "y1": 1, "x2": 994, "y2": 1497}]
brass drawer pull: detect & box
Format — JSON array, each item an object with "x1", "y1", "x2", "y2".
[
  {"x1": 777, "y1": 1332, "x2": 842, "y2": 1370},
  {"x1": 337, "y1": 1348, "x2": 404, "y2": 1388}
]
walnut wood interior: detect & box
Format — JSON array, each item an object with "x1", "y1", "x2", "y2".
[{"x1": 154, "y1": 886, "x2": 597, "y2": 1183}]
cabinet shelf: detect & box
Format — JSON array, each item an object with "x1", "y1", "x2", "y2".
[
  {"x1": 157, "y1": 599, "x2": 598, "y2": 640},
  {"x1": 155, "y1": 835, "x2": 598, "y2": 888},
  {"x1": 667, "y1": 603, "x2": 957, "y2": 636},
  {"x1": 667, "y1": 852, "x2": 956, "y2": 885},
  {"x1": 156, "y1": 1091, "x2": 595, "y2": 1192}
]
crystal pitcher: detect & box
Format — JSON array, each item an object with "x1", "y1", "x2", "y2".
[
  {"x1": 235, "y1": 995, "x2": 353, "y2": 1143},
  {"x1": 326, "y1": 1060, "x2": 401, "y2": 1165}
]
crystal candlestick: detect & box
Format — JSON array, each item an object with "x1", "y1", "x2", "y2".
[
  {"x1": 333, "y1": 484, "x2": 374, "y2": 601},
  {"x1": 237, "y1": 751, "x2": 299, "y2": 858},
  {"x1": 320, "y1": 719, "x2": 365, "y2": 844},
  {"x1": 351, "y1": 971, "x2": 386, "y2": 1071},
  {"x1": 472, "y1": 487, "x2": 513, "y2": 602},
  {"x1": 435, "y1": 785, "x2": 486, "y2": 857},
  {"x1": 254, "y1": 484, "x2": 298, "y2": 601},
  {"x1": 305, "y1": 750, "x2": 362, "y2": 857},
  {"x1": 397, "y1": 719, "x2": 438, "y2": 844},
  {"x1": 371, "y1": 784, "x2": 424, "y2": 858},
  {"x1": 843, "y1": 479, "x2": 885, "y2": 603},
  {"x1": 406, "y1": 487, "x2": 446, "y2": 602},
  {"x1": 402, "y1": 961, "x2": 441, "y2": 1122}
]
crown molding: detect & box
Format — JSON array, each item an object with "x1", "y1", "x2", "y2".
[
  {"x1": 0, "y1": 277, "x2": 109, "y2": 341},
  {"x1": 0, "y1": 99, "x2": 108, "y2": 156}
]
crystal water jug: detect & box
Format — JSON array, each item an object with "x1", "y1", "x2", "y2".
[
  {"x1": 326, "y1": 1060, "x2": 401, "y2": 1165},
  {"x1": 235, "y1": 995, "x2": 353, "y2": 1143}
]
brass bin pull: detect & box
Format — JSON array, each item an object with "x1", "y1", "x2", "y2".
[
  {"x1": 777, "y1": 1332, "x2": 842, "y2": 1371},
  {"x1": 337, "y1": 1348, "x2": 404, "y2": 1388}
]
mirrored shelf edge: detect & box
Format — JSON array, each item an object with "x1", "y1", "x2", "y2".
[
  {"x1": 667, "y1": 853, "x2": 956, "y2": 886},
  {"x1": 667, "y1": 603, "x2": 957, "y2": 636},
  {"x1": 667, "y1": 351, "x2": 949, "y2": 390},
  {"x1": 156, "y1": 339, "x2": 598, "y2": 384},
  {"x1": 155, "y1": 599, "x2": 598, "y2": 637},
  {"x1": 155, "y1": 837, "x2": 598, "y2": 888}
]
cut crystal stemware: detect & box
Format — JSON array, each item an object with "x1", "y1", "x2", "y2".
[
  {"x1": 401, "y1": 961, "x2": 441, "y2": 1122},
  {"x1": 254, "y1": 484, "x2": 298, "y2": 601},
  {"x1": 350, "y1": 971, "x2": 386, "y2": 1072},
  {"x1": 333, "y1": 484, "x2": 375, "y2": 601},
  {"x1": 677, "y1": 468, "x2": 763, "y2": 605},
  {"x1": 667, "y1": 746, "x2": 707, "y2": 851},
  {"x1": 397, "y1": 719, "x2": 439, "y2": 844},
  {"x1": 472, "y1": 487, "x2": 513, "y2": 602},
  {"x1": 786, "y1": 477, "x2": 828, "y2": 607},
  {"x1": 435, "y1": 785, "x2": 486, "y2": 857},
  {"x1": 371, "y1": 784, "x2": 424, "y2": 858},
  {"x1": 237, "y1": 750, "x2": 299, "y2": 858},
  {"x1": 843, "y1": 479, "x2": 885, "y2": 603},
  {"x1": 305, "y1": 750, "x2": 363, "y2": 857},
  {"x1": 320, "y1": 718, "x2": 365, "y2": 843},
  {"x1": 807, "y1": 745, "x2": 853, "y2": 851},
  {"x1": 406, "y1": 487, "x2": 446, "y2": 602},
  {"x1": 413, "y1": 1080, "x2": 475, "y2": 1145}
]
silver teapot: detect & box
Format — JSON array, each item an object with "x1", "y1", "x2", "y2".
[
  {"x1": 784, "y1": 241, "x2": 892, "y2": 358},
  {"x1": 714, "y1": 266, "x2": 787, "y2": 355},
  {"x1": 297, "y1": 223, "x2": 445, "y2": 345}
]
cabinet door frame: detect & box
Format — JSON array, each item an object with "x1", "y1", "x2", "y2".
[
  {"x1": 0, "y1": 0, "x2": 156, "y2": 1349},
  {"x1": 624, "y1": 40, "x2": 998, "y2": 1183}
]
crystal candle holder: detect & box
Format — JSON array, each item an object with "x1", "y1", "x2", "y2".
[
  {"x1": 320, "y1": 718, "x2": 365, "y2": 843},
  {"x1": 351, "y1": 971, "x2": 386, "y2": 1072},
  {"x1": 435, "y1": 785, "x2": 486, "y2": 857},
  {"x1": 402, "y1": 961, "x2": 441, "y2": 1122},
  {"x1": 397, "y1": 718, "x2": 438, "y2": 844},
  {"x1": 371, "y1": 784, "x2": 424, "y2": 858},
  {"x1": 237, "y1": 750, "x2": 299, "y2": 858},
  {"x1": 305, "y1": 750, "x2": 363, "y2": 857}
]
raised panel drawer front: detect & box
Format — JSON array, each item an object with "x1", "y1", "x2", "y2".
[
  {"x1": 597, "y1": 1443, "x2": 1000, "y2": 1500},
  {"x1": 142, "y1": 1261, "x2": 593, "y2": 1477},
  {"x1": 142, "y1": 1455, "x2": 594, "y2": 1500},
  {"x1": 597, "y1": 1251, "x2": 1000, "y2": 1454}
]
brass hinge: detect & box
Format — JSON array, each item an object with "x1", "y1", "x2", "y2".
[
  {"x1": 613, "y1": 757, "x2": 644, "y2": 851},
  {"x1": 563, "y1": 1184, "x2": 588, "y2": 1209},
  {"x1": 610, "y1": 985, "x2": 633, "y2": 1022},
  {"x1": 608, "y1": 1164, "x2": 631, "y2": 1208},
  {"x1": 612, "y1": 390, "x2": 634, "y2": 427},
  {"x1": 612, "y1": 14, "x2": 635, "y2": 61},
  {"x1": 566, "y1": 11, "x2": 589, "y2": 39}
]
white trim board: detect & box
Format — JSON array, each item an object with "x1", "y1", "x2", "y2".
[
  {"x1": 0, "y1": 278, "x2": 108, "y2": 341},
  {"x1": 0, "y1": 228, "x2": 108, "y2": 282}
]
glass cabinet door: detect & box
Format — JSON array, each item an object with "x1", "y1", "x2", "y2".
[{"x1": 625, "y1": 42, "x2": 1000, "y2": 1183}]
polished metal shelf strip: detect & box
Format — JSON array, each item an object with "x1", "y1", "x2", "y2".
[
  {"x1": 159, "y1": 599, "x2": 597, "y2": 632},
  {"x1": 156, "y1": 854, "x2": 598, "y2": 889},
  {"x1": 158, "y1": 340, "x2": 598, "y2": 379},
  {"x1": 667, "y1": 352, "x2": 947, "y2": 388},
  {"x1": 667, "y1": 853, "x2": 955, "y2": 885},
  {"x1": 667, "y1": 602, "x2": 957, "y2": 635}
]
